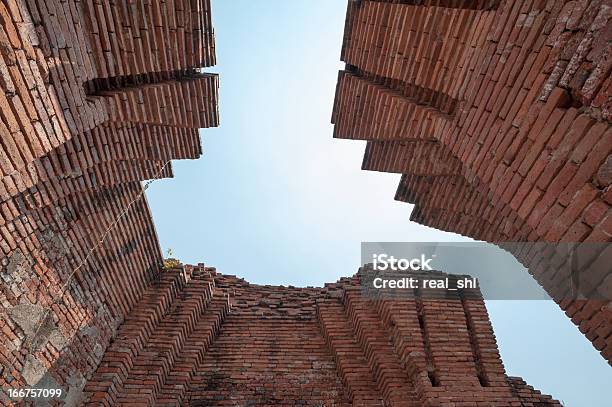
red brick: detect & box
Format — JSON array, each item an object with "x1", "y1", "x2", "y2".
[
  {"x1": 331, "y1": 0, "x2": 612, "y2": 366},
  {"x1": 583, "y1": 199, "x2": 610, "y2": 227},
  {"x1": 0, "y1": 0, "x2": 219, "y2": 401}
]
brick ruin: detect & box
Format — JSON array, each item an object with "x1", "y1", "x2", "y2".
[
  {"x1": 0, "y1": 0, "x2": 218, "y2": 403},
  {"x1": 0, "y1": 0, "x2": 595, "y2": 406},
  {"x1": 332, "y1": 0, "x2": 612, "y2": 363},
  {"x1": 82, "y1": 264, "x2": 561, "y2": 407}
]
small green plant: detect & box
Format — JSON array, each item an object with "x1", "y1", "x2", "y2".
[{"x1": 163, "y1": 248, "x2": 181, "y2": 269}]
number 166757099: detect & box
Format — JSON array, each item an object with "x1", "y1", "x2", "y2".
[{"x1": 7, "y1": 388, "x2": 63, "y2": 399}]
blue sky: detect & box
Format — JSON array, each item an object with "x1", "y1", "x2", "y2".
[{"x1": 147, "y1": 1, "x2": 611, "y2": 405}]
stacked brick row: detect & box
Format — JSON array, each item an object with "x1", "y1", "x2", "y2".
[
  {"x1": 332, "y1": 0, "x2": 612, "y2": 362},
  {"x1": 0, "y1": 0, "x2": 219, "y2": 403},
  {"x1": 506, "y1": 377, "x2": 564, "y2": 406},
  {"x1": 83, "y1": 0, "x2": 215, "y2": 80},
  {"x1": 83, "y1": 265, "x2": 230, "y2": 406},
  {"x1": 82, "y1": 264, "x2": 559, "y2": 406}
]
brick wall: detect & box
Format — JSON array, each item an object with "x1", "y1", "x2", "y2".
[
  {"x1": 82, "y1": 264, "x2": 561, "y2": 406},
  {"x1": 0, "y1": 0, "x2": 597, "y2": 404},
  {"x1": 332, "y1": 0, "x2": 612, "y2": 363},
  {"x1": 0, "y1": 1, "x2": 219, "y2": 403}
]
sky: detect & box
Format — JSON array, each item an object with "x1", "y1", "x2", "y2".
[{"x1": 146, "y1": 1, "x2": 611, "y2": 405}]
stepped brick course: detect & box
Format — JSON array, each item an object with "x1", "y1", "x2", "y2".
[
  {"x1": 0, "y1": 0, "x2": 218, "y2": 403},
  {"x1": 80, "y1": 264, "x2": 560, "y2": 406},
  {"x1": 332, "y1": 0, "x2": 612, "y2": 363}
]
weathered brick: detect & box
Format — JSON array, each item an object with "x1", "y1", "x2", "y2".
[
  {"x1": 82, "y1": 265, "x2": 561, "y2": 407},
  {"x1": 0, "y1": 1, "x2": 219, "y2": 403},
  {"x1": 332, "y1": 0, "x2": 612, "y2": 365}
]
